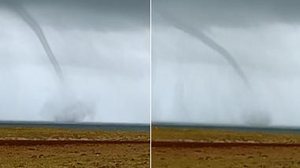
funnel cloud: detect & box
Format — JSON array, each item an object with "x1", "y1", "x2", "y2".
[
  {"x1": 5, "y1": 0, "x2": 63, "y2": 81},
  {"x1": 160, "y1": 12, "x2": 250, "y2": 87}
]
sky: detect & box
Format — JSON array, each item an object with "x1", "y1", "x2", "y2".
[
  {"x1": 1, "y1": 0, "x2": 300, "y2": 126},
  {"x1": 152, "y1": 0, "x2": 300, "y2": 126},
  {"x1": 0, "y1": 0, "x2": 150, "y2": 123}
]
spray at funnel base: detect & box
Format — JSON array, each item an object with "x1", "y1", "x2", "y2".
[
  {"x1": 244, "y1": 110, "x2": 271, "y2": 127},
  {"x1": 41, "y1": 89, "x2": 95, "y2": 122}
]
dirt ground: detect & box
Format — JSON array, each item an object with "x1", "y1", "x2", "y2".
[
  {"x1": 152, "y1": 127, "x2": 300, "y2": 168},
  {"x1": 0, "y1": 143, "x2": 149, "y2": 168},
  {"x1": 152, "y1": 145, "x2": 300, "y2": 168},
  {"x1": 0, "y1": 127, "x2": 150, "y2": 168}
]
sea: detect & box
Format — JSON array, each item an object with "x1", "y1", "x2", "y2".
[{"x1": 0, "y1": 121, "x2": 150, "y2": 132}]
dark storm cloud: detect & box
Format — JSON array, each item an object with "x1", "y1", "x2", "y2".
[
  {"x1": 153, "y1": 0, "x2": 300, "y2": 71},
  {"x1": 1, "y1": 0, "x2": 149, "y2": 31},
  {"x1": 154, "y1": 0, "x2": 300, "y2": 28},
  {"x1": 0, "y1": 0, "x2": 150, "y2": 78}
]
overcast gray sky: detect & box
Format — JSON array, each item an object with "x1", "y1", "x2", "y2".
[
  {"x1": 2, "y1": 0, "x2": 300, "y2": 126},
  {"x1": 0, "y1": 0, "x2": 149, "y2": 123},
  {"x1": 153, "y1": 0, "x2": 300, "y2": 126}
]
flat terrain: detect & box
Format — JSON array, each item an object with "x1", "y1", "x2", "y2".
[
  {"x1": 0, "y1": 127, "x2": 150, "y2": 168},
  {"x1": 152, "y1": 127, "x2": 300, "y2": 168}
]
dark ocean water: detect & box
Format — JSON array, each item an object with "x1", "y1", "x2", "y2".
[
  {"x1": 2, "y1": 121, "x2": 300, "y2": 134},
  {"x1": 0, "y1": 121, "x2": 149, "y2": 132},
  {"x1": 153, "y1": 122, "x2": 300, "y2": 134}
]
